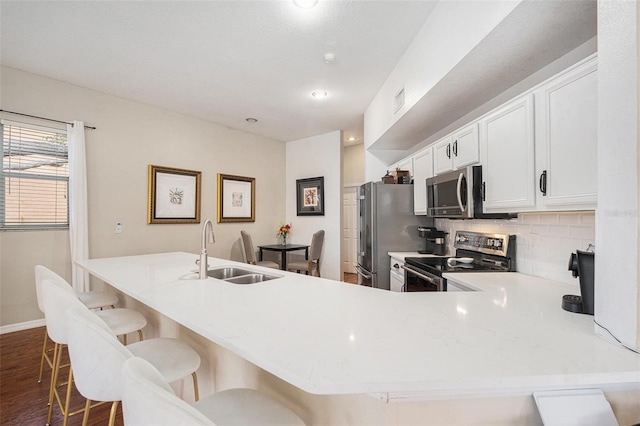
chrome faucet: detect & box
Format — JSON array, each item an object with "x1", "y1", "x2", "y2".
[{"x1": 198, "y1": 219, "x2": 215, "y2": 279}]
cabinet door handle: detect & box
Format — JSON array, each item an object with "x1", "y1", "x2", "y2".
[
  {"x1": 481, "y1": 182, "x2": 486, "y2": 201},
  {"x1": 446, "y1": 144, "x2": 451, "y2": 159},
  {"x1": 453, "y1": 140, "x2": 458, "y2": 156},
  {"x1": 539, "y1": 170, "x2": 547, "y2": 196}
]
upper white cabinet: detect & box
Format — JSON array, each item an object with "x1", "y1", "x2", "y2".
[
  {"x1": 396, "y1": 157, "x2": 414, "y2": 177},
  {"x1": 481, "y1": 54, "x2": 597, "y2": 213},
  {"x1": 412, "y1": 147, "x2": 433, "y2": 215},
  {"x1": 433, "y1": 136, "x2": 453, "y2": 175},
  {"x1": 480, "y1": 94, "x2": 536, "y2": 212},
  {"x1": 387, "y1": 54, "x2": 598, "y2": 216},
  {"x1": 453, "y1": 123, "x2": 480, "y2": 169},
  {"x1": 433, "y1": 123, "x2": 479, "y2": 175},
  {"x1": 534, "y1": 56, "x2": 597, "y2": 210}
]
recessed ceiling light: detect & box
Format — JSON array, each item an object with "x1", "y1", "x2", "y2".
[
  {"x1": 324, "y1": 53, "x2": 335, "y2": 64},
  {"x1": 311, "y1": 90, "x2": 328, "y2": 99},
  {"x1": 245, "y1": 118, "x2": 258, "y2": 123},
  {"x1": 292, "y1": 0, "x2": 319, "y2": 9},
  {"x1": 348, "y1": 136, "x2": 357, "y2": 142}
]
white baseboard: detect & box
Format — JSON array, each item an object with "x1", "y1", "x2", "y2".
[{"x1": 0, "y1": 318, "x2": 46, "y2": 335}]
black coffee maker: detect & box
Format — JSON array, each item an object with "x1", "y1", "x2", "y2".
[
  {"x1": 418, "y1": 227, "x2": 447, "y2": 256},
  {"x1": 563, "y1": 248, "x2": 595, "y2": 315}
]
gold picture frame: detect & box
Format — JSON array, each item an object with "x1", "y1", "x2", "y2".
[
  {"x1": 148, "y1": 165, "x2": 201, "y2": 224},
  {"x1": 217, "y1": 173, "x2": 255, "y2": 223}
]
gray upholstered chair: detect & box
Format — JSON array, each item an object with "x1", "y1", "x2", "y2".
[
  {"x1": 287, "y1": 230, "x2": 324, "y2": 277},
  {"x1": 240, "y1": 230, "x2": 279, "y2": 269}
]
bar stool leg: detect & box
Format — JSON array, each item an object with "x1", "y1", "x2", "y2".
[
  {"x1": 46, "y1": 343, "x2": 61, "y2": 425},
  {"x1": 81, "y1": 399, "x2": 91, "y2": 426},
  {"x1": 61, "y1": 366, "x2": 74, "y2": 426},
  {"x1": 192, "y1": 372, "x2": 200, "y2": 402},
  {"x1": 107, "y1": 401, "x2": 119, "y2": 426},
  {"x1": 38, "y1": 329, "x2": 49, "y2": 383}
]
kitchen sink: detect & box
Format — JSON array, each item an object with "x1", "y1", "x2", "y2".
[
  {"x1": 224, "y1": 273, "x2": 279, "y2": 284},
  {"x1": 205, "y1": 266, "x2": 282, "y2": 284},
  {"x1": 206, "y1": 267, "x2": 254, "y2": 280}
]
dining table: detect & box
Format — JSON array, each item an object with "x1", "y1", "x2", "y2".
[{"x1": 257, "y1": 243, "x2": 309, "y2": 270}]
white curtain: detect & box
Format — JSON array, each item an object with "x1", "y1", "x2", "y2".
[{"x1": 67, "y1": 121, "x2": 90, "y2": 293}]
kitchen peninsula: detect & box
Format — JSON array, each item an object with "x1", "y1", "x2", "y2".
[{"x1": 77, "y1": 252, "x2": 640, "y2": 424}]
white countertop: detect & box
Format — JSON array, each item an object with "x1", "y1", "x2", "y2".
[{"x1": 77, "y1": 252, "x2": 640, "y2": 400}]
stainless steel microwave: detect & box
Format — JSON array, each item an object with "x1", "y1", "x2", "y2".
[{"x1": 426, "y1": 166, "x2": 516, "y2": 219}]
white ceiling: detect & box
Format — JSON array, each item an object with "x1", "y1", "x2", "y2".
[{"x1": 0, "y1": 0, "x2": 438, "y2": 146}]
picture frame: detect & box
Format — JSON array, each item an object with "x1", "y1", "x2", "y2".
[
  {"x1": 217, "y1": 173, "x2": 256, "y2": 223},
  {"x1": 296, "y1": 176, "x2": 324, "y2": 216},
  {"x1": 148, "y1": 165, "x2": 201, "y2": 224}
]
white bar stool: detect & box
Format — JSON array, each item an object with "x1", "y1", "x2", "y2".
[
  {"x1": 34, "y1": 265, "x2": 119, "y2": 383},
  {"x1": 39, "y1": 278, "x2": 148, "y2": 426},
  {"x1": 63, "y1": 295, "x2": 202, "y2": 426},
  {"x1": 122, "y1": 357, "x2": 306, "y2": 426}
]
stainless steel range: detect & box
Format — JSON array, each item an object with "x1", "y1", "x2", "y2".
[{"x1": 402, "y1": 231, "x2": 516, "y2": 291}]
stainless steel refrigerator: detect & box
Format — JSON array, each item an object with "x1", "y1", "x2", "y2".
[{"x1": 355, "y1": 182, "x2": 432, "y2": 290}]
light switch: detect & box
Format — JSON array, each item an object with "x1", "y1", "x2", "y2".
[{"x1": 115, "y1": 222, "x2": 123, "y2": 234}]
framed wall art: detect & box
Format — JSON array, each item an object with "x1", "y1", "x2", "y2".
[
  {"x1": 217, "y1": 173, "x2": 255, "y2": 223},
  {"x1": 296, "y1": 176, "x2": 324, "y2": 216},
  {"x1": 148, "y1": 165, "x2": 201, "y2": 224}
]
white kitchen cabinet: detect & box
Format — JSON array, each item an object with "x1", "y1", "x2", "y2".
[
  {"x1": 433, "y1": 123, "x2": 479, "y2": 175},
  {"x1": 481, "y1": 55, "x2": 597, "y2": 214},
  {"x1": 389, "y1": 157, "x2": 414, "y2": 178},
  {"x1": 389, "y1": 257, "x2": 405, "y2": 292},
  {"x1": 534, "y1": 56, "x2": 597, "y2": 210},
  {"x1": 412, "y1": 147, "x2": 433, "y2": 215},
  {"x1": 446, "y1": 278, "x2": 476, "y2": 292},
  {"x1": 480, "y1": 94, "x2": 536, "y2": 212},
  {"x1": 433, "y1": 135, "x2": 454, "y2": 175}
]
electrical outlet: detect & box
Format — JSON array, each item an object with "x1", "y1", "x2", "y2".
[{"x1": 115, "y1": 222, "x2": 123, "y2": 234}]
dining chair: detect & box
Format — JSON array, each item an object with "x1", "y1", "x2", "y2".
[
  {"x1": 288, "y1": 230, "x2": 324, "y2": 277},
  {"x1": 122, "y1": 357, "x2": 305, "y2": 426},
  {"x1": 65, "y1": 304, "x2": 202, "y2": 426},
  {"x1": 240, "y1": 230, "x2": 280, "y2": 269},
  {"x1": 39, "y1": 277, "x2": 148, "y2": 426},
  {"x1": 34, "y1": 265, "x2": 119, "y2": 383}
]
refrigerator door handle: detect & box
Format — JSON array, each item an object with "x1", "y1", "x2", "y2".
[{"x1": 354, "y1": 264, "x2": 372, "y2": 279}]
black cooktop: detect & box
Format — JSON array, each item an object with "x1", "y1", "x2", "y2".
[{"x1": 404, "y1": 252, "x2": 511, "y2": 276}]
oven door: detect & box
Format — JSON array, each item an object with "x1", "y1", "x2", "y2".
[{"x1": 401, "y1": 264, "x2": 442, "y2": 292}]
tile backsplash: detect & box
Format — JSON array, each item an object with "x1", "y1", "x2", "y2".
[{"x1": 436, "y1": 211, "x2": 595, "y2": 285}]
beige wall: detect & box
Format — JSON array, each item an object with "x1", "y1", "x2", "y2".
[
  {"x1": 0, "y1": 66, "x2": 286, "y2": 327},
  {"x1": 286, "y1": 131, "x2": 343, "y2": 281},
  {"x1": 343, "y1": 143, "x2": 365, "y2": 185}
]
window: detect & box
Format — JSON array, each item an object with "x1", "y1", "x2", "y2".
[{"x1": 1, "y1": 120, "x2": 69, "y2": 230}]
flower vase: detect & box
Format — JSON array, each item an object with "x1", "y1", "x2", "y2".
[{"x1": 282, "y1": 235, "x2": 287, "y2": 245}]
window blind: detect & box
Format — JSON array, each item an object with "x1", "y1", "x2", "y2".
[{"x1": 1, "y1": 120, "x2": 69, "y2": 229}]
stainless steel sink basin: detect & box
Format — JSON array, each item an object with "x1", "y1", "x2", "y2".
[
  {"x1": 205, "y1": 267, "x2": 282, "y2": 284},
  {"x1": 206, "y1": 267, "x2": 254, "y2": 280},
  {"x1": 224, "y1": 273, "x2": 279, "y2": 284}
]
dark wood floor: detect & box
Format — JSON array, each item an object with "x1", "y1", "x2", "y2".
[
  {"x1": 343, "y1": 272, "x2": 358, "y2": 284},
  {"x1": 0, "y1": 326, "x2": 123, "y2": 426}
]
